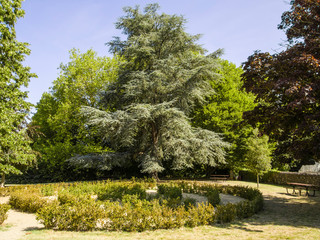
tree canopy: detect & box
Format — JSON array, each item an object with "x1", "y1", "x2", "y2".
[
  {"x1": 69, "y1": 4, "x2": 230, "y2": 179},
  {"x1": 192, "y1": 59, "x2": 256, "y2": 172},
  {"x1": 30, "y1": 49, "x2": 121, "y2": 181},
  {"x1": 0, "y1": 0, "x2": 36, "y2": 186},
  {"x1": 244, "y1": 129, "x2": 272, "y2": 188},
  {"x1": 242, "y1": 0, "x2": 320, "y2": 169}
]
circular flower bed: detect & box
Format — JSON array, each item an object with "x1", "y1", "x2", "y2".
[{"x1": 4, "y1": 180, "x2": 263, "y2": 231}]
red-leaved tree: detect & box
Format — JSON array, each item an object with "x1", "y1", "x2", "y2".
[{"x1": 242, "y1": 0, "x2": 320, "y2": 168}]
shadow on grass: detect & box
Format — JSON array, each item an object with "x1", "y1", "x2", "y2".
[
  {"x1": 24, "y1": 226, "x2": 45, "y2": 231},
  {"x1": 225, "y1": 189, "x2": 320, "y2": 232}
]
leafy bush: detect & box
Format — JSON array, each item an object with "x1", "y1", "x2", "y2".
[
  {"x1": 235, "y1": 200, "x2": 254, "y2": 219},
  {"x1": 98, "y1": 183, "x2": 146, "y2": 201},
  {"x1": 0, "y1": 204, "x2": 10, "y2": 225},
  {"x1": 9, "y1": 191, "x2": 47, "y2": 213},
  {"x1": 215, "y1": 203, "x2": 237, "y2": 223},
  {"x1": 101, "y1": 197, "x2": 214, "y2": 231},
  {"x1": 157, "y1": 184, "x2": 182, "y2": 199},
  {"x1": 41, "y1": 185, "x2": 55, "y2": 196},
  {"x1": 0, "y1": 188, "x2": 10, "y2": 197},
  {"x1": 57, "y1": 191, "x2": 95, "y2": 205},
  {"x1": 37, "y1": 199, "x2": 103, "y2": 231},
  {"x1": 174, "y1": 181, "x2": 263, "y2": 223},
  {"x1": 185, "y1": 203, "x2": 215, "y2": 227},
  {"x1": 7, "y1": 180, "x2": 264, "y2": 231},
  {"x1": 205, "y1": 188, "x2": 220, "y2": 206},
  {"x1": 35, "y1": 201, "x2": 59, "y2": 229},
  {"x1": 183, "y1": 197, "x2": 196, "y2": 210}
]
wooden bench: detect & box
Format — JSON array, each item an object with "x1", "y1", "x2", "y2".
[
  {"x1": 210, "y1": 175, "x2": 229, "y2": 181},
  {"x1": 286, "y1": 182, "x2": 318, "y2": 197}
]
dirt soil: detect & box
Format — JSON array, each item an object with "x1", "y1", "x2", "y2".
[{"x1": 0, "y1": 197, "x2": 44, "y2": 240}]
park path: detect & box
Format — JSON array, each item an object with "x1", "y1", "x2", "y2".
[{"x1": 0, "y1": 196, "x2": 44, "y2": 240}]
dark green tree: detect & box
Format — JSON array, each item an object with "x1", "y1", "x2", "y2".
[
  {"x1": 30, "y1": 49, "x2": 120, "y2": 181},
  {"x1": 0, "y1": 0, "x2": 36, "y2": 186},
  {"x1": 69, "y1": 4, "x2": 230, "y2": 179}
]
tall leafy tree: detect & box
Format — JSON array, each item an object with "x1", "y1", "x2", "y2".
[
  {"x1": 242, "y1": 0, "x2": 320, "y2": 168},
  {"x1": 192, "y1": 59, "x2": 256, "y2": 175},
  {"x1": 0, "y1": 0, "x2": 36, "y2": 186},
  {"x1": 70, "y1": 4, "x2": 230, "y2": 179},
  {"x1": 31, "y1": 49, "x2": 120, "y2": 181}
]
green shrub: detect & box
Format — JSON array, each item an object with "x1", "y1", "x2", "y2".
[
  {"x1": 102, "y1": 199, "x2": 186, "y2": 231},
  {"x1": 215, "y1": 203, "x2": 237, "y2": 224},
  {"x1": 0, "y1": 204, "x2": 10, "y2": 225},
  {"x1": 37, "y1": 199, "x2": 103, "y2": 231},
  {"x1": 35, "y1": 201, "x2": 59, "y2": 229},
  {"x1": 185, "y1": 203, "x2": 215, "y2": 227},
  {"x1": 98, "y1": 183, "x2": 146, "y2": 201},
  {"x1": 235, "y1": 200, "x2": 254, "y2": 219},
  {"x1": 126, "y1": 183, "x2": 147, "y2": 199},
  {"x1": 160, "y1": 197, "x2": 181, "y2": 209},
  {"x1": 0, "y1": 187, "x2": 9, "y2": 197},
  {"x1": 157, "y1": 184, "x2": 182, "y2": 199},
  {"x1": 9, "y1": 191, "x2": 47, "y2": 213},
  {"x1": 41, "y1": 185, "x2": 55, "y2": 196},
  {"x1": 183, "y1": 197, "x2": 196, "y2": 210},
  {"x1": 159, "y1": 205, "x2": 186, "y2": 229},
  {"x1": 205, "y1": 188, "x2": 220, "y2": 206},
  {"x1": 175, "y1": 181, "x2": 263, "y2": 224},
  {"x1": 8, "y1": 180, "x2": 264, "y2": 231},
  {"x1": 57, "y1": 191, "x2": 94, "y2": 205}
]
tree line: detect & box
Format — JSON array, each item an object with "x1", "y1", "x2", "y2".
[{"x1": 1, "y1": 0, "x2": 319, "y2": 185}]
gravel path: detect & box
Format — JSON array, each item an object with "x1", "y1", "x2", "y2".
[
  {"x1": 146, "y1": 189, "x2": 245, "y2": 205},
  {"x1": 0, "y1": 197, "x2": 44, "y2": 240}
]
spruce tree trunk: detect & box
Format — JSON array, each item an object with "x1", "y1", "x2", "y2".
[
  {"x1": 151, "y1": 122, "x2": 160, "y2": 181},
  {"x1": 256, "y1": 173, "x2": 259, "y2": 188},
  {"x1": 152, "y1": 172, "x2": 159, "y2": 181},
  {"x1": 0, "y1": 174, "x2": 5, "y2": 188}
]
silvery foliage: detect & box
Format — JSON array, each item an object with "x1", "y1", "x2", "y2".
[{"x1": 69, "y1": 4, "x2": 230, "y2": 175}]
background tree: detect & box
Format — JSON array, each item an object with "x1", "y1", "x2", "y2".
[
  {"x1": 244, "y1": 129, "x2": 272, "y2": 188},
  {"x1": 242, "y1": 0, "x2": 320, "y2": 169},
  {"x1": 192, "y1": 59, "x2": 256, "y2": 177},
  {"x1": 30, "y1": 49, "x2": 120, "y2": 181},
  {"x1": 69, "y1": 4, "x2": 230, "y2": 179},
  {"x1": 0, "y1": 0, "x2": 36, "y2": 186}
]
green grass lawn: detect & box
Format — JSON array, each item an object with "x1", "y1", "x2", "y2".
[{"x1": 20, "y1": 181, "x2": 320, "y2": 240}]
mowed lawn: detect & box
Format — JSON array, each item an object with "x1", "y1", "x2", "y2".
[{"x1": 20, "y1": 181, "x2": 320, "y2": 240}]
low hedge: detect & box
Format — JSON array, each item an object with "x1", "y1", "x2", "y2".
[
  {"x1": 0, "y1": 204, "x2": 10, "y2": 225},
  {"x1": 5, "y1": 180, "x2": 263, "y2": 231},
  {"x1": 175, "y1": 181, "x2": 263, "y2": 223},
  {"x1": 9, "y1": 191, "x2": 47, "y2": 213},
  {"x1": 37, "y1": 194, "x2": 216, "y2": 231}
]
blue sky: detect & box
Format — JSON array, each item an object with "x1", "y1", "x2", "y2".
[{"x1": 16, "y1": 0, "x2": 291, "y2": 106}]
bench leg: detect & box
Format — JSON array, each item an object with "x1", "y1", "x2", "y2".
[
  {"x1": 306, "y1": 189, "x2": 316, "y2": 197},
  {"x1": 286, "y1": 187, "x2": 296, "y2": 195},
  {"x1": 292, "y1": 186, "x2": 297, "y2": 194}
]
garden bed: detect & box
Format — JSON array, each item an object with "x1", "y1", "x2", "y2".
[{"x1": 0, "y1": 180, "x2": 263, "y2": 232}]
